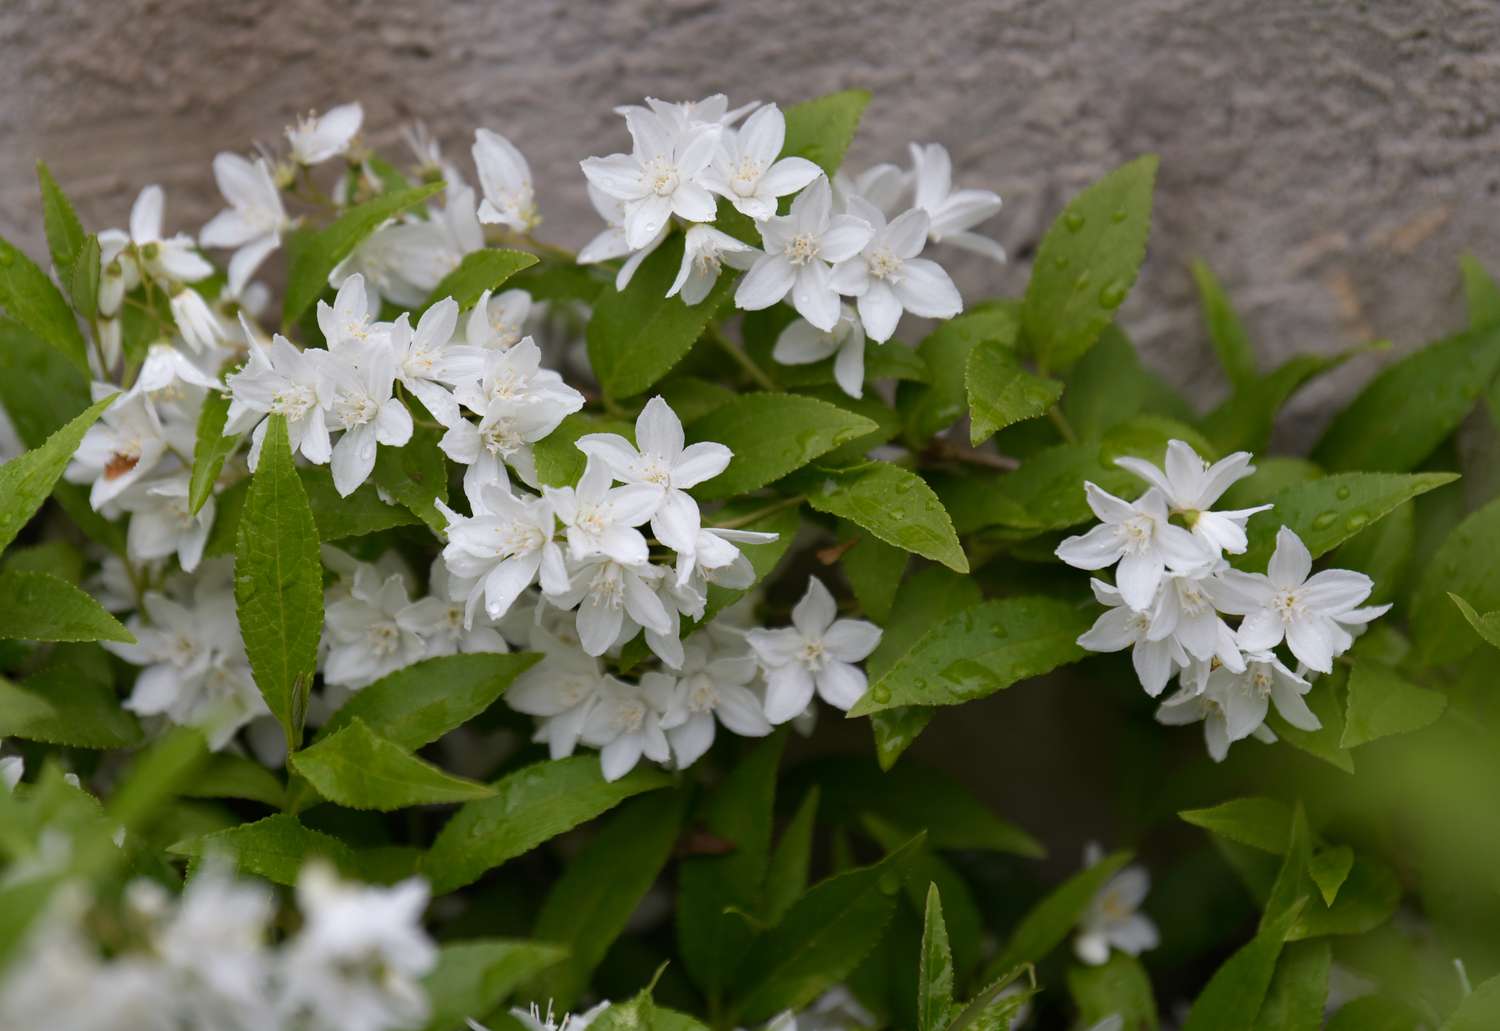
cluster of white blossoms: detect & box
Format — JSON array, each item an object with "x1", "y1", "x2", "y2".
[
  {"x1": 579, "y1": 94, "x2": 1003, "y2": 398},
  {"x1": 0, "y1": 861, "x2": 436, "y2": 1031},
  {"x1": 1058, "y1": 440, "x2": 1389, "y2": 761}
]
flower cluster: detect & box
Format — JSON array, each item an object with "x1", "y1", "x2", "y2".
[
  {"x1": 1058, "y1": 440, "x2": 1389, "y2": 761},
  {"x1": 0, "y1": 861, "x2": 435, "y2": 1031},
  {"x1": 580, "y1": 94, "x2": 1003, "y2": 398}
]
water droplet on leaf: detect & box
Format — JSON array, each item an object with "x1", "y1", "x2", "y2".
[
  {"x1": 1098, "y1": 280, "x2": 1128, "y2": 308},
  {"x1": 1335, "y1": 485, "x2": 1351, "y2": 501},
  {"x1": 1311, "y1": 511, "x2": 1338, "y2": 530},
  {"x1": 1064, "y1": 211, "x2": 1086, "y2": 232}
]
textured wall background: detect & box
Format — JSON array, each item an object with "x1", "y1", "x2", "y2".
[{"x1": 3, "y1": 0, "x2": 1499, "y2": 432}]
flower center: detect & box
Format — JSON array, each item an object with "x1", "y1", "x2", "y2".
[
  {"x1": 867, "y1": 247, "x2": 903, "y2": 280},
  {"x1": 799, "y1": 638, "x2": 826, "y2": 670},
  {"x1": 687, "y1": 676, "x2": 718, "y2": 712},
  {"x1": 1250, "y1": 669, "x2": 1273, "y2": 696},
  {"x1": 271, "y1": 385, "x2": 316, "y2": 421},
  {"x1": 613, "y1": 698, "x2": 646, "y2": 733},
  {"x1": 335, "y1": 393, "x2": 379, "y2": 427},
  {"x1": 731, "y1": 157, "x2": 763, "y2": 196},
  {"x1": 590, "y1": 564, "x2": 625, "y2": 609},
  {"x1": 1271, "y1": 590, "x2": 1304, "y2": 621},
  {"x1": 368, "y1": 622, "x2": 401, "y2": 657},
  {"x1": 481, "y1": 419, "x2": 525, "y2": 457},
  {"x1": 785, "y1": 232, "x2": 820, "y2": 266},
  {"x1": 1120, "y1": 516, "x2": 1154, "y2": 552},
  {"x1": 646, "y1": 157, "x2": 680, "y2": 197},
  {"x1": 640, "y1": 458, "x2": 672, "y2": 487}
]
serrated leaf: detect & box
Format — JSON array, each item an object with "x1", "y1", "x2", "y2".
[
  {"x1": 37, "y1": 160, "x2": 86, "y2": 279},
  {"x1": 69, "y1": 235, "x2": 101, "y2": 324},
  {"x1": 989, "y1": 850, "x2": 1133, "y2": 975},
  {"x1": 781, "y1": 90, "x2": 871, "y2": 176},
  {"x1": 1179, "y1": 797, "x2": 1293, "y2": 854},
  {"x1": 0, "y1": 647, "x2": 141, "y2": 749},
  {"x1": 1023, "y1": 156, "x2": 1157, "y2": 373},
  {"x1": 168, "y1": 813, "x2": 397, "y2": 886},
  {"x1": 1180, "y1": 901, "x2": 1302, "y2": 1031},
  {"x1": 424, "y1": 757, "x2": 671, "y2": 894},
  {"x1": 764, "y1": 787, "x2": 820, "y2": 926},
  {"x1": 586, "y1": 235, "x2": 734, "y2": 399},
  {"x1": 234, "y1": 414, "x2": 323, "y2": 751},
  {"x1": 804, "y1": 462, "x2": 967, "y2": 572},
  {"x1": 182, "y1": 752, "x2": 286, "y2": 808},
  {"x1": 1061, "y1": 325, "x2": 1195, "y2": 440},
  {"x1": 1449, "y1": 592, "x2": 1500, "y2": 651},
  {"x1": 965, "y1": 337, "x2": 1063, "y2": 445},
  {"x1": 421, "y1": 939, "x2": 567, "y2": 1031},
  {"x1": 1237, "y1": 471, "x2": 1457, "y2": 571},
  {"x1": 851, "y1": 597, "x2": 1089, "y2": 716},
  {"x1": 533, "y1": 790, "x2": 686, "y2": 1008},
  {"x1": 0, "y1": 569, "x2": 132, "y2": 643},
  {"x1": 1068, "y1": 953, "x2": 1159, "y2": 1031},
  {"x1": 188, "y1": 387, "x2": 238, "y2": 515},
  {"x1": 372, "y1": 423, "x2": 449, "y2": 532},
  {"x1": 1314, "y1": 325, "x2": 1500, "y2": 472},
  {"x1": 1192, "y1": 260, "x2": 1257, "y2": 388},
  {"x1": 1201, "y1": 346, "x2": 1374, "y2": 456},
  {"x1": 1439, "y1": 973, "x2": 1500, "y2": 1030},
  {"x1": 282, "y1": 183, "x2": 443, "y2": 329},
  {"x1": 1256, "y1": 940, "x2": 1330, "y2": 1031},
  {"x1": 918, "y1": 884, "x2": 956, "y2": 1031},
  {"x1": 1413, "y1": 495, "x2": 1500, "y2": 666},
  {"x1": 0, "y1": 234, "x2": 90, "y2": 374},
  {"x1": 903, "y1": 306, "x2": 1020, "y2": 444},
  {"x1": 419, "y1": 248, "x2": 538, "y2": 313},
  {"x1": 732, "y1": 835, "x2": 923, "y2": 1024},
  {"x1": 838, "y1": 526, "x2": 906, "y2": 623},
  {"x1": 1307, "y1": 845, "x2": 1354, "y2": 907},
  {"x1": 319, "y1": 652, "x2": 538, "y2": 750},
  {"x1": 690, "y1": 393, "x2": 877, "y2": 500},
  {"x1": 1340, "y1": 658, "x2": 1446, "y2": 748},
  {"x1": 291, "y1": 718, "x2": 494, "y2": 810},
  {"x1": 300, "y1": 464, "x2": 420, "y2": 539},
  {"x1": 0, "y1": 392, "x2": 114, "y2": 556}
]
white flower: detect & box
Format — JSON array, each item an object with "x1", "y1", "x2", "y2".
[
  {"x1": 286, "y1": 102, "x2": 363, "y2": 165},
  {"x1": 507, "y1": 625, "x2": 609, "y2": 759},
  {"x1": 747, "y1": 577, "x2": 882, "y2": 723},
  {"x1": 479, "y1": 1000, "x2": 612, "y2": 1031},
  {"x1": 545, "y1": 459, "x2": 659, "y2": 566},
  {"x1": 65, "y1": 388, "x2": 176, "y2": 510},
  {"x1": 472, "y1": 128, "x2": 540, "y2": 232},
  {"x1": 580, "y1": 672, "x2": 676, "y2": 781},
  {"x1": 323, "y1": 564, "x2": 430, "y2": 689},
  {"x1": 200, "y1": 152, "x2": 290, "y2": 296},
  {"x1": 128, "y1": 341, "x2": 224, "y2": 401},
  {"x1": 1148, "y1": 572, "x2": 1246, "y2": 674},
  {"x1": 0, "y1": 752, "x2": 22, "y2": 792},
  {"x1": 169, "y1": 286, "x2": 225, "y2": 353},
  {"x1": 279, "y1": 864, "x2": 435, "y2": 1031},
  {"x1": 829, "y1": 199, "x2": 963, "y2": 342},
  {"x1": 403, "y1": 559, "x2": 510, "y2": 658},
  {"x1": 660, "y1": 633, "x2": 772, "y2": 767},
  {"x1": 437, "y1": 479, "x2": 567, "y2": 625},
  {"x1": 1155, "y1": 665, "x2": 1285, "y2": 763},
  {"x1": 1076, "y1": 579, "x2": 1187, "y2": 697},
  {"x1": 908, "y1": 142, "x2": 1006, "y2": 262},
  {"x1": 1114, "y1": 441, "x2": 1269, "y2": 556},
  {"x1": 669, "y1": 224, "x2": 759, "y2": 306},
  {"x1": 576, "y1": 396, "x2": 732, "y2": 554},
  {"x1": 1073, "y1": 843, "x2": 1159, "y2": 965},
  {"x1": 1214, "y1": 527, "x2": 1389, "y2": 673},
  {"x1": 834, "y1": 163, "x2": 912, "y2": 216},
  {"x1": 390, "y1": 298, "x2": 481, "y2": 428},
  {"x1": 329, "y1": 188, "x2": 480, "y2": 311},
  {"x1": 224, "y1": 327, "x2": 334, "y2": 470},
  {"x1": 772, "y1": 305, "x2": 868, "y2": 398},
  {"x1": 548, "y1": 556, "x2": 672, "y2": 657},
  {"x1": 700, "y1": 103, "x2": 822, "y2": 220},
  {"x1": 1055, "y1": 484, "x2": 1216, "y2": 611},
  {"x1": 735, "y1": 177, "x2": 874, "y2": 331},
  {"x1": 466, "y1": 287, "x2": 533, "y2": 350},
  {"x1": 580, "y1": 108, "x2": 721, "y2": 249},
  {"x1": 674, "y1": 524, "x2": 778, "y2": 592},
  {"x1": 119, "y1": 474, "x2": 215, "y2": 573},
  {"x1": 101, "y1": 184, "x2": 215, "y2": 287},
  {"x1": 316, "y1": 273, "x2": 386, "y2": 350},
  {"x1": 324, "y1": 340, "x2": 413, "y2": 498},
  {"x1": 576, "y1": 182, "x2": 670, "y2": 291},
  {"x1": 622, "y1": 94, "x2": 759, "y2": 132}
]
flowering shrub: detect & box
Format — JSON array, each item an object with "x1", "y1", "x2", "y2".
[{"x1": 1, "y1": 88, "x2": 1499, "y2": 1029}]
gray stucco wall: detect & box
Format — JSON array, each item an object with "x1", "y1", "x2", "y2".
[{"x1": 3, "y1": 0, "x2": 1498, "y2": 437}]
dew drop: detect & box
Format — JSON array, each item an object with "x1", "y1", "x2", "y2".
[
  {"x1": 1111, "y1": 208, "x2": 1128, "y2": 223},
  {"x1": 1335, "y1": 485, "x2": 1351, "y2": 501},
  {"x1": 1064, "y1": 211, "x2": 1086, "y2": 232},
  {"x1": 1345, "y1": 512, "x2": 1368, "y2": 531},
  {"x1": 1053, "y1": 255, "x2": 1069, "y2": 271},
  {"x1": 1073, "y1": 271, "x2": 1092, "y2": 293},
  {"x1": 871, "y1": 683, "x2": 892, "y2": 704},
  {"x1": 1098, "y1": 280, "x2": 1128, "y2": 308},
  {"x1": 878, "y1": 872, "x2": 901, "y2": 896},
  {"x1": 0, "y1": 250, "x2": 12, "y2": 268},
  {"x1": 1310, "y1": 511, "x2": 1338, "y2": 530}
]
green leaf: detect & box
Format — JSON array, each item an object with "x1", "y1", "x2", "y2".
[
  {"x1": 421, "y1": 939, "x2": 567, "y2": 1031},
  {"x1": 68, "y1": 235, "x2": 100, "y2": 324},
  {"x1": 1181, "y1": 902, "x2": 1302, "y2": 1031},
  {"x1": 1201, "y1": 347, "x2": 1373, "y2": 456},
  {"x1": 781, "y1": 90, "x2": 871, "y2": 176},
  {"x1": 1449, "y1": 592, "x2": 1500, "y2": 651},
  {"x1": 1256, "y1": 940, "x2": 1330, "y2": 1031},
  {"x1": 168, "y1": 813, "x2": 394, "y2": 886},
  {"x1": 838, "y1": 526, "x2": 907, "y2": 624},
  {"x1": 1022, "y1": 156, "x2": 1157, "y2": 373},
  {"x1": 281, "y1": 183, "x2": 443, "y2": 329},
  {"x1": 1068, "y1": 953, "x2": 1159, "y2": 1031},
  {"x1": 533, "y1": 790, "x2": 686, "y2": 1008},
  {"x1": 1307, "y1": 845, "x2": 1354, "y2": 907},
  {"x1": 188, "y1": 388, "x2": 238, "y2": 515},
  {"x1": 319, "y1": 652, "x2": 538, "y2": 750},
  {"x1": 1340, "y1": 658, "x2": 1446, "y2": 748},
  {"x1": 372, "y1": 423, "x2": 449, "y2": 532},
  {"x1": 1313, "y1": 325, "x2": 1500, "y2": 472},
  {"x1": 0, "y1": 392, "x2": 115, "y2": 556},
  {"x1": 290, "y1": 717, "x2": 495, "y2": 810},
  {"x1": 731, "y1": 835, "x2": 923, "y2": 1024},
  {"x1": 965, "y1": 337, "x2": 1063, "y2": 445},
  {"x1": 1060, "y1": 325, "x2": 1195, "y2": 440},
  {"x1": 182, "y1": 752, "x2": 286, "y2": 808},
  {"x1": 300, "y1": 465, "x2": 420, "y2": 539},
  {"x1": 106, "y1": 726, "x2": 209, "y2": 834},
  {"x1": 420, "y1": 248, "x2": 538, "y2": 313},
  {"x1": 1179, "y1": 797, "x2": 1293, "y2": 854},
  {"x1": 804, "y1": 462, "x2": 967, "y2": 572},
  {"x1": 0, "y1": 569, "x2": 132, "y2": 643},
  {"x1": 763, "y1": 787, "x2": 820, "y2": 926},
  {"x1": 1440, "y1": 974, "x2": 1500, "y2": 1030},
  {"x1": 1461, "y1": 254, "x2": 1500, "y2": 330},
  {"x1": 1269, "y1": 675, "x2": 1354, "y2": 774},
  {"x1": 690, "y1": 393, "x2": 877, "y2": 500},
  {"x1": 424, "y1": 757, "x2": 671, "y2": 894},
  {"x1": 1237, "y1": 471, "x2": 1457, "y2": 571},
  {"x1": 903, "y1": 306, "x2": 1020, "y2": 444},
  {"x1": 0, "y1": 652, "x2": 141, "y2": 749},
  {"x1": 1412, "y1": 496, "x2": 1500, "y2": 666},
  {"x1": 533, "y1": 413, "x2": 634, "y2": 489},
  {"x1": 1191, "y1": 260, "x2": 1257, "y2": 388},
  {"x1": 234, "y1": 414, "x2": 323, "y2": 751},
  {"x1": 918, "y1": 884, "x2": 956, "y2": 1031},
  {"x1": 989, "y1": 851, "x2": 1133, "y2": 975},
  {"x1": 586, "y1": 235, "x2": 734, "y2": 399},
  {"x1": 0, "y1": 234, "x2": 89, "y2": 374},
  {"x1": 591, "y1": 974, "x2": 662, "y2": 1031},
  {"x1": 36, "y1": 160, "x2": 86, "y2": 277},
  {"x1": 678, "y1": 732, "x2": 786, "y2": 1000},
  {"x1": 850, "y1": 597, "x2": 1089, "y2": 716}
]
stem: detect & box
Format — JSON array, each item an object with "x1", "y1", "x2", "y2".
[
  {"x1": 708, "y1": 325, "x2": 776, "y2": 391},
  {"x1": 711, "y1": 494, "x2": 804, "y2": 529},
  {"x1": 926, "y1": 438, "x2": 1020, "y2": 471}
]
